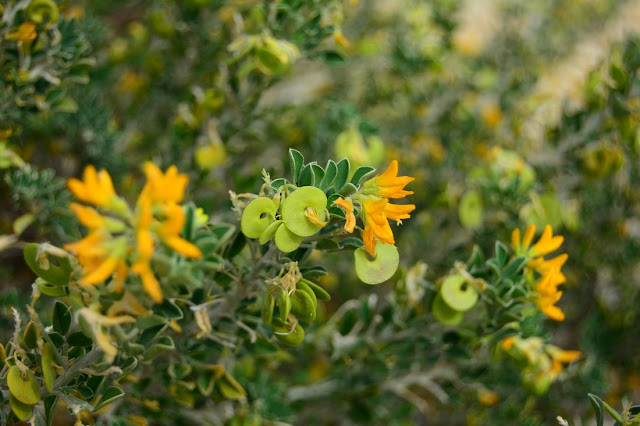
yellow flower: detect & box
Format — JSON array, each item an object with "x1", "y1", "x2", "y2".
[
  {"x1": 512, "y1": 224, "x2": 563, "y2": 257},
  {"x1": 7, "y1": 22, "x2": 37, "y2": 42},
  {"x1": 142, "y1": 162, "x2": 189, "y2": 204},
  {"x1": 66, "y1": 163, "x2": 202, "y2": 304},
  {"x1": 64, "y1": 231, "x2": 127, "y2": 286},
  {"x1": 157, "y1": 203, "x2": 202, "y2": 258},
  {"x1": 332, "y1": 197, "x2": 356, "y2": 233},
  {"x1": 361, "y1": 197, "x2": 415, "y2": 256},
  {"x1": 131, "y1": 260, "x2": 163, "y2": 304},
  {"x1": 534, "y1": 268, "x2": 566, "y2": 321},
  {"x1": 511, "y1": 224, "x2": 569, "y2": 321},
  {"x1": 364, "y1": 160, "x2": 415, "y2": 198},
  {"x1": 67, "y1": 165, "x2": 117, "y2": 208}
]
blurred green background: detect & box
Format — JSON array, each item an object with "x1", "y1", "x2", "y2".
[{"x1": 2, "y1": 0, "x2": 640, "y2": 424}]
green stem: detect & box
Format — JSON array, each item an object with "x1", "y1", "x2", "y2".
[{"x1": 602, "y1": 400, "x2": 625, "y2": 424}]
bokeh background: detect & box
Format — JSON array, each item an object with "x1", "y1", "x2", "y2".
[{"x1": 2, "y1": 0, "x2": 640, "y2": 424}]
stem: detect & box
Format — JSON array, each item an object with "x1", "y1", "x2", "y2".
[
  {"x1": 602, "y1": 400, "x2": 625, "y2": 424},
  {"x1": 53, "y1": 347, "x2": 102, "y2": 389}
]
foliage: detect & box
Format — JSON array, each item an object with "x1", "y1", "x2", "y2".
[{"x1": 0, "y1": 0, "x2": 639, "y2": 425}]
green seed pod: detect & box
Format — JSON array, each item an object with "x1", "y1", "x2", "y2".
[
  {"x1": 23, "y1": 321, "x2": 39, "y2": 350},
  {"x1": 299, "y1": 278, "x2": 331, "y2": 301},
  {"x1": 7, "y1": 366, "x2": 41, "y2": 405},
  {"x1": 258, "y1": 219, "x2": 282, "y2": 245},
  {"x1": 0, "y1": 343, "x2": 6, "y2": 366},
  {"x1": 354, "y1": 243, "x2": 399, "y2": 285},
  {"x1": 296, "y1": 280, "x2": 318, "y2": 307},
  {"x1": 274, "y1": 224, "x2": 303, "y2": 253},
  {"x1": 41, "y1": 342, "x2": 56, "y2": 393},
  {"x1": 274, "y1": 288, "x2": 291, "y2": 323},
  {"x1": 23, "y1": 244, "x2": 71, "y2": 287},
  {"x1": 9, "y1": 393, "x2": 34, "y2": 422},
  {"x1": 440, "y1": 274, "x2": 478, "y2": 312},
  {"x1": 27, "y1": 0, "x2": 59, "y2": 25},
  {"x1": 458, "y1": 190, "x2": 483, "y2": 230},
  {"x1": 281, "y1": 187, "x2": 327, "y2": 237},
  {"x1": 217, "y1": 372, "x2": 247, "y2": 400},
  {"x1": 261, "y1": 289, "x2": 275, "y2": 326},
  {"x1": 36, "y1": 278, "x2": 66, "y2": 297},
  {"x1": 291, "y1": 289, "x2": 316, "y2": 323},
  {"x1": 240, "y1": 197, "x2": 278, "y2": 239},
  {"x1": 432, "y1": 293, "x2": 464, "y2": 326},
  {"x1": 272, "y1": 318, "x2": 305, "y2": 347}
]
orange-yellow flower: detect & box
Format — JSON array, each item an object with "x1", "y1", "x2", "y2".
[
  {"x1": 364, "y1": 160, "x2": 415, "y2": 198},
  {"x1": 512, "y1": 224, "x2": 563, "y2": 257},
  {"x1": 131, "y1": 260, "x2": 163, "y2": 304},
  {"x1": 333, "y1": 197, "x2": 356, "y2": 233},
  {"x1": 67, "y1": 165, "x2": 117, "y2": 208},
  {"x1": 157, "y1": 203, "x2": 202, "y2": 259},
  {"x1": 7, "y1": 22, "x2": 37, "y2": 42},
  {"x1": 142, "y1": 162, "x2": 189, "y2": 204},
  {"x1": 360, "y1": 197, "x2": 415, "y2": 256},
  {"x1": 534, "y1": 268, "x2": 566, "y2": 321}
]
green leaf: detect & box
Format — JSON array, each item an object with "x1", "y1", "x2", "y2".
[
  {"x1": 502, "y1": 256, "x2": 527, "y2": 280},
  {"x1": 350, "y1": 166, "x2": 376, "y2": 187},
  {"x1": 318, "y1": 51, "x2": 346, "y2": 66},
  {"x1": 339, "y1": 182, "x2": 358, "y2": 197},
  {"x1": 136, "y1": 314, "x2": 167, "y2": 330},
  {"x1": 52, "y1": 301, "x2": 71, "y2": 335},
  {"x1": 494, "y1": 241, "x2": 509, "y2": 269},
  {"x1": 270, "y1": 178, "x2": 288, "y2": 190},
  {"x1": 289, "y1": 149, "x2": 304, "y2": 184},
  {"x1": 334, "y1": 158, "x2": 350, "y2": 192},
  {"x1": 340, "y1": 238, "x2": 364, "y2": 249},
  {"x1": 23, "y1": 321, "x2": 39, "y2": 350},
  {"x1": 138, "y1": 324, "x2": 166, "y2": 346},
  {"x1": 301, "y1": 265, "x2": 329, "y2": 278},
  {"x1": 319, "y1": 160, "x2": 337, "y2": 191},
  {"x1": 153, "y1": 299, "x2": 183, "y2": 320},
  {"x1": 145, "y1": 336, "x2": 175, "y2": 359},
  {"x1": 67, "y1": 331, "x2": 93, "y2": 347},
  {"x1": 315, "y1": 239, "x2": 340, "y2": 251},
  {"x1": 119, "y1": 357, "x2": 138, "y2": 376},
  {"x1": 298, "y1": 164, "x2": 314, "y2": 186},
  {"x1": 467, "y1": 245, "x2": 485, "y2": 269},
  {"x1": 44, "y1": 394, "x2": 58, "y2": 426},
  {"x1": 94, "y1": 387, "x2": 124, "y2": 412},
  {"x1": 588, "y1": 393, "x2": 604, "y2": 426},
  {"x1": 310, "y1": 163, "x2": 325, "y2": 186}
]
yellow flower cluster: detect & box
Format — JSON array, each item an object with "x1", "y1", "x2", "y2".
[
  {"x1": 502, "y1": 336, "x2": 581, "y2": 392},
  {"x1": 333, "y1": 160, "x2": 415, "y2": 256},
  {"x1": 64, "y1": 163, "x2": 202, "y2": 303},
  {"x1": 511, "y1": 224, "x2": 568, "y2": 321}
]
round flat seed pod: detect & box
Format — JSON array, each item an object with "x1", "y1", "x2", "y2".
[
  {"x1": 274, "y1": 225, "x2": 303, "y2": 253},
  {"x1": 7, "y1": 366, "x2": 41, "y2": 405},
  {"x1": 241, "y1": 198, "x2": 278, "y2": 239},
  {"x1": 440, "y1": 274, "x2": 478, "y2": 312},
  {"x1": 291, "y1": 289, "x2": 316, "y2": 323},
  {"x1": 258, "y1": 219, "x2": 283, "y2": 245},
  {"x1": 432, "y1": 293, "x2": 464, "y2": 326},
  {"x1": 9, "y1": 393, "x2": 34, "y2": 422},
  {"x1": 272, "y1": 318, "x2": 305, "y2": 347},
  {"x1": 354, "y1": 243, "x2": 399, "y2": 285},
  {"x1": 281, "y1": 187, "x2": 327, "y2": 237}
]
